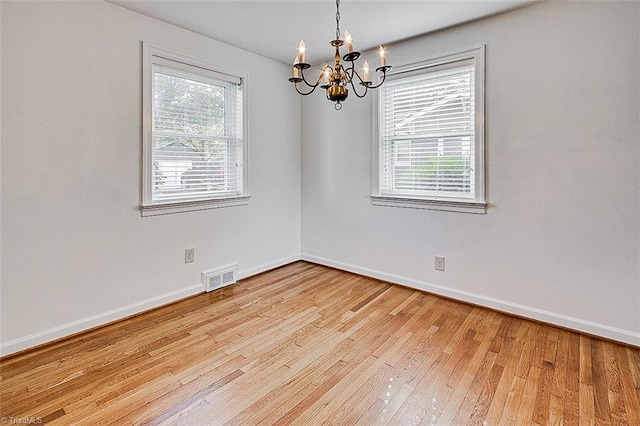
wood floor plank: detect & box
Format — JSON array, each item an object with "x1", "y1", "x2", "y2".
[
  {"x1": 321, "y1": 361, "x2": 394, "y2": 425},
  {"x1": 417, "y1": 330, "x2": 481, "y2": 424},
  {"x1": 590, "y1": 339, "x2": 612, "y2": 423},
  {"x1": 500, "y1": 374, "x2": 526, "y2": 424},
  {"x1": 602, "y1": 341, "x2": 623, "y2": 394},
  {"x1": 548, "y1": 392, "x2": 566, "y2": 425},
  {"x1": 531, "y1": 353, "x2": 554, "y2": 425},
  {"x1": 289, "y1": 355, "x2": 383, "y2": 425},
  {"x1": 272, "y1": 360, "x2": 352, "y2": 425},
  {"x1": 1, "y1": 261, "x2": 638, "y2": 425},
  {"x1": 468, "y1": 361, "x2": 504, "y2": 424},
  {"x1": 229, "y1": 356, "x2": 347, "y2": 425},
  {"x1": 615, "y1": 345, "x2": 640, "y2": 425},
  {"x1": 579, "y1": 381, "x2": 596, "y2": 425},
  {"x1": 125, "y1": 355, "x2": 248, "y2": 425},
  {"x1": 483, "y1": 319, "x2": 531, "y2": 424},
  {"x1": 513, "y1": 365, "x2": 542, "y2": 425},
  {"x1": 439, "y1": 333, "x2": 499, "y2": 424}
]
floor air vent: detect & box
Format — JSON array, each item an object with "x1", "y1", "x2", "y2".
[{"x1": 202, "y1": 263, "x2": 238, "y2": 292}]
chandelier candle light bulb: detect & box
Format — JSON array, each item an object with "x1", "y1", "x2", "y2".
[
  {"x1": 363, "y1": 60, "x2": 370, "y2": 82},
  {"x1": 288, "y1": 0, "x2": 391, "y2": 110},
  {"x1": 298, "y1": 40, "x2": 306, "y2": 64},
  {"x1": 293, "y1": 56, "x2": 300, "y2": 79},
  {"x1": 344, "y1": 30, "x2": 353, "y2": 53}
]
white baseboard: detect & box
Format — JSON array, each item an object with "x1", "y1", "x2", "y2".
[
  {"x1": 0, "y1": 284, "x2": 205, "y2": 357},
  {"x1": 1, "y1": 254, "x2": 303, "y2": 358},
  {"x1": 301, "y1": 253, "x2": 640, "y2": 347},
  {"x1": 238, "y1": 254, "x2": 301, "y2": 280},
  {"x1": 4, "y1": 253, "x2": 636, "y2": 357}
]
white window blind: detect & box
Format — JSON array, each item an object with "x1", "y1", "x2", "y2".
[
  {"x1": 380, "y1": 61, "x2": 474, "y2": 197},
  {"x1": 141, "y1": 43, "x2": 248, "y2": 216},
  {"x1": 373, "y1": 47, "x2": 485, "y2": 213},
  {"x1": 152, "y1": 64, "x2": 243, "y2": 203}
]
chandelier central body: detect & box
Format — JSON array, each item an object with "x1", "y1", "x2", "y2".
[{"x1": 288, "y1": 0, "x2": 391, "y2": 110}]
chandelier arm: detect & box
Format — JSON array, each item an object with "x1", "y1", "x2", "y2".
[
  {"x1": 348, "y1": 64, "x2": 365, "y2": 85},
  {"x1": 294, "y1": 82, "x2": 319, "y2": 96},
  {"x1": 343, "y1": 64, "x2": 370, "y2": 98},
  {"x1": 299, "y1": 67, "x2": 323, "y2": 89},
  {"x1": 348, "y1": 77, "x2": 369, "y2": 98},
  {"x1": 341, "y1": 63, "x2": 355, "y2": 81},
  {"x1": 363, "y1": 68, "x2": 391, "y2": 89}
]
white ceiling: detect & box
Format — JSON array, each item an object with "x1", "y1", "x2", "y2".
[{"x1": 108, "y1": 0, "x2": 539, "y2": 65}]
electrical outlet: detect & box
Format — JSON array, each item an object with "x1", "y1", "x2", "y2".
[
  {"x1": 185, "y1": 248, "x2": 195, "y2": 263},
  {"x1": 435, "y1": 255, "x2": 445, "y2": 271}
]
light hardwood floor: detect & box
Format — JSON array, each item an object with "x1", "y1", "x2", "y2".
[{"x1": 1, "y1": 261, "x2": 639, "y2": 425}]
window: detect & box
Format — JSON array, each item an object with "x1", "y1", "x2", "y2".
[
  {"x1": 372, "y1": 46, "x2": 485, "y2": 214},
  {"x1": 141, "y1": 43, "x2": 249, "y2": 216}
]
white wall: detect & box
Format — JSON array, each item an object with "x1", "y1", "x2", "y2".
[
  {"x1": 1, "y1": 1, "x2": 301, "y2": 355},
  {"x1": 301, "y1": 1, "x2": 640, "y2": 345},
  {"x1": 2, "y1": 1, "x2": 638, "y2": 356}
]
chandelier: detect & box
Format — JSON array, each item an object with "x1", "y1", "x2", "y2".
[{"x1": 288, "y1": 0, "x2": 392, "y2": 110}]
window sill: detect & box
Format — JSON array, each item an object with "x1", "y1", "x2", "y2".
[
  {"x1": 141, "y1": 195, "x2": 250, "y2": 217},
  {"x1": 371, "y1": 195, "x2": 486, "y2": 214}
]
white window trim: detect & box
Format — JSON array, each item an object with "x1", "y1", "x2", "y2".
[
  {"x1": 371, "y1": 45, "x2": 486, "y2": 214},
  {"x1": 141, "y1": 42, "x2": 250, "y2": 217}
]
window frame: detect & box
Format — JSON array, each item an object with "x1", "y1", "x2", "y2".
[
  {"x1": 371, "y1": 45, "x2": 486, "y2": 214},
  {"x1": 141, "y1": 42, "x2": 249, "y2": 217}
]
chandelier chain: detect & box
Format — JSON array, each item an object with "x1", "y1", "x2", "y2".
[{"x1": 335, "y1": 0, "x2": 341, "y2": 39}]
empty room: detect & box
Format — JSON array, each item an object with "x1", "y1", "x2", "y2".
[{"x1": 1, "y1": 0, "x2": 639, "y2": 424}]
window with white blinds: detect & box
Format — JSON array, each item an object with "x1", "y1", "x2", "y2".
[
  {"x1": 141, "y1": 44, "x2": 248, "y2": 216},
  {"x1": 373, "y1": 47, "x2": 485, "y2": 213}
]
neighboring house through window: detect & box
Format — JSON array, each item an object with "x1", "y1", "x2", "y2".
[
  {"x1": 372, "y1": 46, "x2": 486, "y2": 214},
  {"x1": 141, "y1": 43, "x2": 249, "y2": 216}
]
